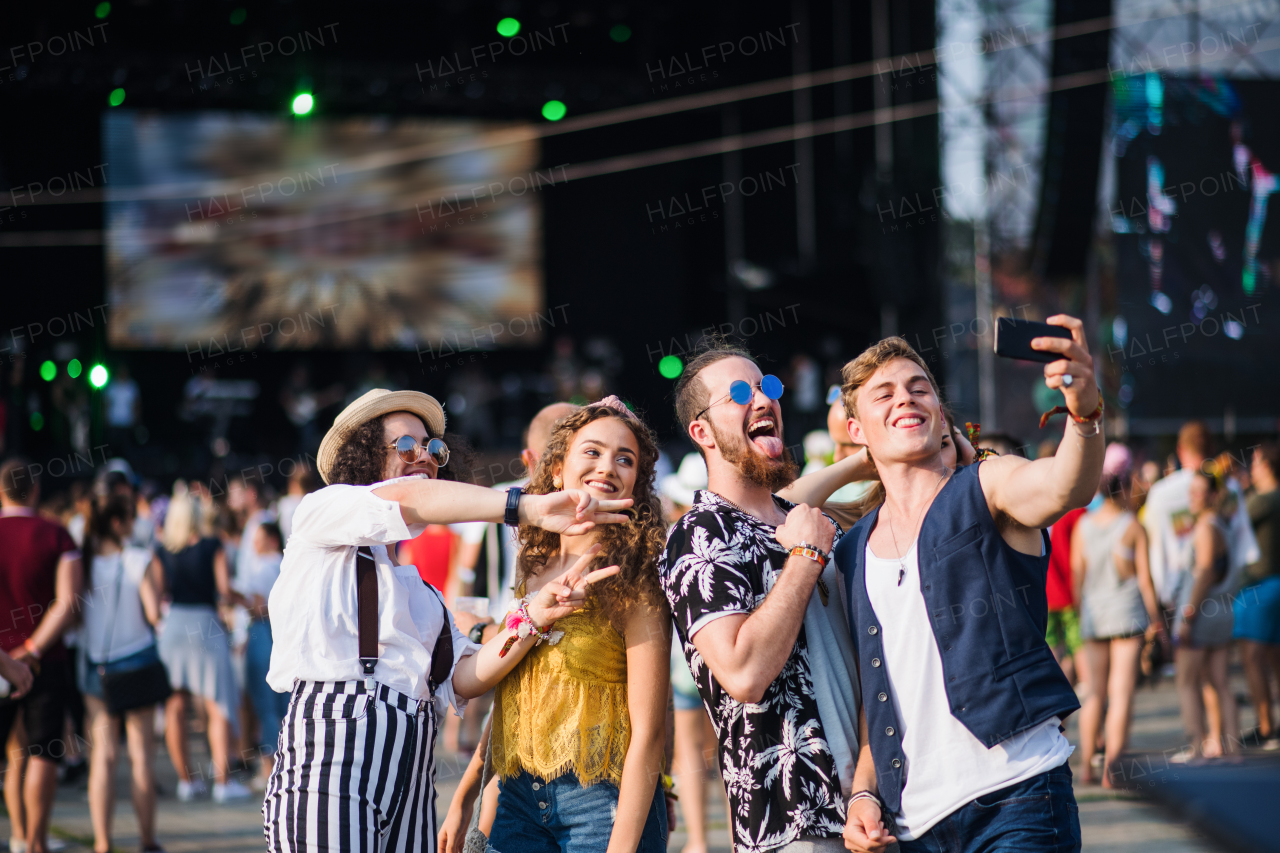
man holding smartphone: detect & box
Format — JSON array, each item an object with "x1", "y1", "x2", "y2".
[{"x1": 835, "y1": 315, "x2": 1102, "y2": 853}]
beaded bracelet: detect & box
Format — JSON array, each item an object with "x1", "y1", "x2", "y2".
[{"x1": 498, "y1": 595, "x2": 565, "y2": 658}]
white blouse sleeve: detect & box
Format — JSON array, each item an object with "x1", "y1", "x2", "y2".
[{"x1": 288, "y1": 483, "x2": 420, "y2": 549}]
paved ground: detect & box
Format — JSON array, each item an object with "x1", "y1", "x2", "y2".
[{"x1": 0, "y1": 668, "x2": 1261, "y2": 853}]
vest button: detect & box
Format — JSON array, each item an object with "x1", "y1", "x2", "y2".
[
  {"x1": 885, "y1": 726, "x2": 895, "y2": 736},
  {"x1": 872, "y1": 658, "x2": 881, "y2": 667},
  {"x1": 532, "y1": 782, "x2": 541, "y2": 790},
  {"x1": 868, "y1": 625, "x2": 878, "y2": 635},
  {"x1": 891, "y1": 758, "x2": 902, "y2": 769},
  {"x1": 945, "y1": 645, "x2": 952, "y2": 651},
  {"x1": 878, "y1": 692, "x2": 887, "y2": 702}
]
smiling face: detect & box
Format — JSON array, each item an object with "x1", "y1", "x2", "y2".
[
  {"x1": 695, "y1": 356, "x2": 797, "y2": 490},
  {"x1": 381, "y1": 411, "x2": 439, "y2": 481},
  {"x1": 848, "y1": 357, "x2": 944, "y2": 466},
  {"x1": 553, "y1": 415, "x2": 639, "y2": 502}
]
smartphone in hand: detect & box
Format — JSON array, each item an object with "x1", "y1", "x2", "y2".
[{"x1": 994, "y1": 318, "x2": 1071, "y2": 363}]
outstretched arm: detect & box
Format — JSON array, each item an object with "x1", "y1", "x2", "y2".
[
  {"x1": 373, "y1": 479, "x2": 632, "y2": 534},
  {"x1": 982, "y1": 315, "x2": 1105, "y2": 529}
]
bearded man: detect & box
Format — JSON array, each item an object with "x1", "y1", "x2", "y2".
[{"x1": 660, "y1": 345, "x2": 869, "y2": 853}]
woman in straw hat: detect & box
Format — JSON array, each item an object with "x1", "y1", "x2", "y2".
[{"x1": 262, "y1": 388, "x2": 633, "y2": 853}]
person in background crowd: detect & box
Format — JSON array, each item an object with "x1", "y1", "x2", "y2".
[
  {"x1": 825, "y1": 397, "x2": 876, "y2": 503},
  {"x1": 227, "y1": 476, "x2": 274, "y2": 583},
  {"x1": 235, "y1": 521, "x2": 289, "y2": 789},
  {"x1": 486, "y1": 399, "x2": 671, "y2": 853},
  {"x1": 663, "y1": 345, "x2": 864, "y2": 853},
  {"x1": 398, "y1": 524, "x2": 457, "y2": 593},
  {"x1": 835, "y1": 321, "x2": 1098, "y2": 853},
  {"x1": 0, "y1": 458, "x2": 83, "y2": 853},
  {"x1": 1145, "y1": 421, "x2": 1258, "y2": 753},
  {"x1": 65, "y1": 480, "x2": 94, "y2": 548},
  {"x1": 155, "y1": 488, "x2": 250, "y2": 803},
  {"x1": 659, "y1": 452, "x2": 724, "y2": 853},
  {"x1": 274, "y1": 463, "x2": 319, "y2": 544},
  {"x1": 1145, "y1": 421, "x2": 1259, "y2": 623},
  {"x1": 102, "y1": 364, "x2": 142, "y2": 452},
  {"x1": 1044, "y1": 433, "x2": 1088, "y2": 688},
  {"x1": 1073, "y1": 444, "x2": 1165, "y2": 786},
  {"x1": 78, "y1": 495, "x2": 165, "y2": 853},
  {"x1": 1174, "y1": 470, "x2": 1242, "y2": 762},
  {"x1": 1134, "y1": 459, "x2": 1163, "y2": 515},
  {"x1": 1237, "y1": 442, "x2": 1280, "y2": 749}
]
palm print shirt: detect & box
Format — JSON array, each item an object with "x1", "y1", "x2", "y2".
[{"x1": 661, "y1": 489, "x2": 846, "y2": 852}]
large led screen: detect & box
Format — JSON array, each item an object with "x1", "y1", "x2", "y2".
[
  {"x1": 105, "y1": 111, "x2": 544, "y2": 350},
  {"x1": 1110, "y1": 76, "x2": 1280, "y2": 425}
]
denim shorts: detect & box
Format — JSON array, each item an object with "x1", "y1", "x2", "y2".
[
  {"x1": 487, "y1": 770, "x2": 667, "y2": 853},
  {"x1": 78, "y1": 644, "x2": 162, "y2": 701}
]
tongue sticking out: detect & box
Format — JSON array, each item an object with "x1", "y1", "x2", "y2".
[{"x1": 752, "y1": 436, "x2": 784, "y2": 458}]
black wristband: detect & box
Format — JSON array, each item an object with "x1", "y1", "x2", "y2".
[
  {"x1": 468, "y1": 622, "x2": 486, "y2": 645},
  {"x1": 504, "y1": 486, "x2": 523, "y2": 527}
]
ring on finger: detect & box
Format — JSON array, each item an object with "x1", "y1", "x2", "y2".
[{"x1": 1062, "y1": 373, "x2": 1074, "y2": 387}]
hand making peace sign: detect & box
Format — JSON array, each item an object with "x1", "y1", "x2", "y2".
[{"x1": 526, "y1": 543, "x2": 621, "y2": 627}]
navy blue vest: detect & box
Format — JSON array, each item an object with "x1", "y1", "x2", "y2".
[{"x1": 833, "y1": 462, "x2": 1079, "y2": 813}]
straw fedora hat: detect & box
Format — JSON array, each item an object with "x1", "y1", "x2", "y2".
[{"x1": 317, "y1": 389, "x2": 446, "y2": 484}]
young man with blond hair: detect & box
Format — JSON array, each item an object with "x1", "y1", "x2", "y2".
[{"x1": 835, "y1": 316, "x2": 1102, "y2": 853}]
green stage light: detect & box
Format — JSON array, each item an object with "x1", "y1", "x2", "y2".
[
  {"x1": 95, "y1": 2, "x2": 111, "y2": 19},
  {"x1": 40, "y1": 360, "x2": 56, "y2": 381},
  {"x1": 230, "y1": 7, "x2": 247, "y2": 25},
  {"x1": 541, "y1": 100, "x2": 567, "y2": 121},
  {"x1": 67, "y1": 359, "x2": 82, "y2": 379},
  {"x1": 108, "y1": 87, "x2": 126, "y2": 106},
  {"x1": 658, "y1": 355, "x2": 683, "y2": 379},
  {"x1": 292, "y1": 93, "x2": 314, "y2": 115},
  {"x1": 496, "y1": 17, "x2": 521, "y2": 37},
  {"x1": 30, "y1": 412, "x2": 44, "y2": 431},
  {"x1": 89, "y1": 364, "x2": 109, "y2": 388},
  {"x1": 609, "y1": 24, "x2": 632, "y2": 42}
]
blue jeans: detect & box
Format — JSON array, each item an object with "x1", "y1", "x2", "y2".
[
  {"x1": 899, "y1": 763, "x2": 1080, "y2": 853},
  {"x1": 487, "y1": 770, "x2": 667, "y2": 853},
  {"x1": 245, "y1": 620, "x2": 290, "y2": 754}
]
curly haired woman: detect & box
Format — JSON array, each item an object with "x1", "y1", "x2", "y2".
[{"x1": 486, "y1": 396, "x2": 672, "y2": 853}]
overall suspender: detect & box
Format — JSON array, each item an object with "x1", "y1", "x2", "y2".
[{"x1": 355, "y1": 546, "x2": 454, "y2": 695}]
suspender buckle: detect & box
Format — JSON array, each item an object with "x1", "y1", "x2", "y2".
[{"x1": 360, "y1": 657, "x2": 377, "y2": 692}]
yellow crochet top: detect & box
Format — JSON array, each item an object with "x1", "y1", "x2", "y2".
[{"x1": 492, "y1": 604, "x2": 630, "y2": 787}]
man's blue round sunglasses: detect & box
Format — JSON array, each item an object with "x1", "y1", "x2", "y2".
[{"x1": 696, "y1": 374, "x2": 784, "y2": 420}]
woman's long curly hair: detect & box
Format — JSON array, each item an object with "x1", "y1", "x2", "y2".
[{"x1": 516, "y1": 405, "x2": 669, "y2": 631}]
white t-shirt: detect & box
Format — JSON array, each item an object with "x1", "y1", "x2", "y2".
[
  {"x1": 83, "y1": 548, "x2": 155, "y2": 662},
  {"x1": 237, "y1": 552, "x2": 283, "y2": 602},
  {"x1": 266, "y1": 476, "x2": 479, "y2": 709},
  {"x1": 1143, "y1": 468, "x2": 1260, "y2": 603},
  {"x1": 864, "y1": 540, "x2": 1072, "y2": 841}
]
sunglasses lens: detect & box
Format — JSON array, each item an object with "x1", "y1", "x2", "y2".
[
  {"x1": 395, "y1": 435, "x2": 419, "y2": 463},
  {"x1": 826, "y1": 385, "x2": 842, "y2": 405},
  {"x1": 761, "y1": 374, "x2": 784, "y2": 400},
  {"x1": 728, "y1": 380, "x2": 753, "y2": 405},
  {"x1": 427, "y1": 438, "x2": 450, "y2": 467}
]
